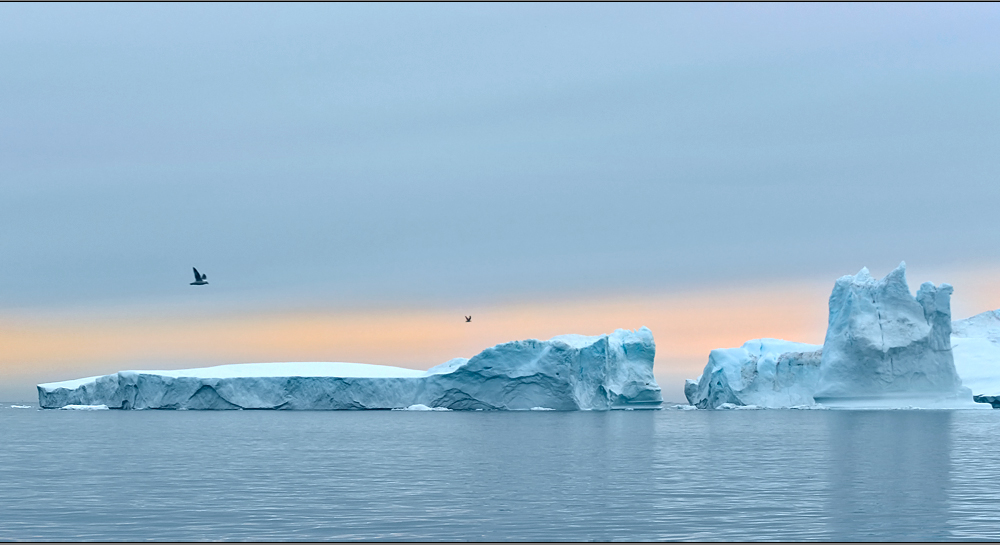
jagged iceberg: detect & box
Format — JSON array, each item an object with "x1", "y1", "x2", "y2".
[
  {"x1": 686, "y1": 263, "x2": 967, "y2": 408},
  {"x1": 37, "y1": 328, "x2": 662, "y2": 411},
  {"x1": 683, "y1": 339, "x2": 822, "y2": 409},
  {"x1": 814, "y1": 263, "x2": 963, "y2": 401}
]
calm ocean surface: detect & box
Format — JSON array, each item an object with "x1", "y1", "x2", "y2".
[{"x1": 3, "y1": 405, "x2": 1000, "y2": 541}]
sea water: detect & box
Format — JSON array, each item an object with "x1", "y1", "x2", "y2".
[{"x1": 2, "y1": 405, "x2": 1000, "y2": 541}]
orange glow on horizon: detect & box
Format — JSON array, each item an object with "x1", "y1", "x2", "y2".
[
  {"x1": 0, "y1": 282, "x2": 832, "y2": 400},
  {"x1": 4, "y1": 262, "x2": 1000, "y2": 401}
]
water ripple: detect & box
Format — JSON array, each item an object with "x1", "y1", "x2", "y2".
[{"x1": 2, "y1": 408, "x2": 1000, "y2": 540}]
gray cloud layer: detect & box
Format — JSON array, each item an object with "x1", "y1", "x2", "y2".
[{"x1": 2, "y1": 3, "x2": 999, "y2": 311}]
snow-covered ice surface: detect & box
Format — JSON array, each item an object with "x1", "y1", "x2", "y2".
[
  {"x1": 952, "y1": 310, "x2": 1000, "y2": 400},
  {"x1": 37, "y1": 328, "x2": 661, "y2": 411}
]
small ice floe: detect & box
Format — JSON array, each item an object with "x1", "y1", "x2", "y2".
[
  {"x1": 673, "y1": 404, "x2": 698, "y2": 410},
  {"x1": 10, "y1": 405, "x2": 31, "y2": 409},
  {"x1": 529, "y1": 407, "x2": 556, "y2": 411},
  {"x1": 716, "y1": 403, "x2": 762, "y2": 410},
  {"x1": 393, "y1": 404, "x2": 450, "y2": 411},
  {"x1": 59, "y1": 404, "x2": 109, "y2": 411},
  {"x1": 789, "y1": 404, "x2": 827, "y2": 410}
]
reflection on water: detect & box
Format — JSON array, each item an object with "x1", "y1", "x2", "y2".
[
  {"x1": 946, "y1": 411, "x2": 1000, "y2": 540},
  {"x1": 827, "y1": 411, "x2": 951, "y2": 540},
  {"x1": 3, "y1": 406, "x2": 1000, "y2": 540}
]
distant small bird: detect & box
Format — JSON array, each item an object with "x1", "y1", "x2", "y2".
[
  {"x1": 465, "y1": 316, "x2": 472, "y2": 322},
  {"x1": 190, "y1": 267, "x2": 209, "y2": 286}
]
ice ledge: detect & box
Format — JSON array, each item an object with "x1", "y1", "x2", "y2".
[{"x1": 973, "y1": 394, "x2": 1000, "y2": 408}]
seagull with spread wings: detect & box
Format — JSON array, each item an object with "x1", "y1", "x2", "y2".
[{"x1": 190, "y1": 268, "x2": 208, "y2": 286}]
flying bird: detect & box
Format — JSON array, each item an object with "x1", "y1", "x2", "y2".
[
  {"x1": 190, "y1": 267, "x2": 208, "y2": 286},
  {"x1": 465, "y1": 316, "x2": 472, "y2": 322}
]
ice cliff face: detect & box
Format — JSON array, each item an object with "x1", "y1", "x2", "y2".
[
  {"x1": 37, "y1": 328, "x2": 661, "y2": 411},
  {"x1": 683, "y1": 339, "x2": 822, "y2": 409},
  {"x1": 814, "y1": 262, "x2": 963, "y2": 401},
  {"x1": 685, "y1": 262, "x2": 967, "y2": 408}
]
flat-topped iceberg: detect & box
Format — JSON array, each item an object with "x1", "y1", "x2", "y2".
[
  {"x1": 686, "y1": 263, "x2": 968, "y2": 409},
  {"x1": 38, "y1": 328, "x2": 662, "y2": 411}
]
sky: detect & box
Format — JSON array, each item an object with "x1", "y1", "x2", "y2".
[{"x1": 2, "y1": 3, "x2": 1000, "y2": 401}]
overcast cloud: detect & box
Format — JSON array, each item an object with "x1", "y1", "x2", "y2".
[{"x1": 2, "y1": 3, "x2": 999, "y2": 312}]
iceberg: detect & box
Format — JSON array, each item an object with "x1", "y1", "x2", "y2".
[
  {"x1": 685, "y1": 262, "x2": 967, "y2": 409},
  {"x1": 37, "y1": 328, "x2": 662, "y2": 411},
  {"x1": 814, "y1": 262, "x2": 964, "y2": 402},
  {"x1": 952, "y1": 309, "x2": 1000, "y2": 405},
  {"x1": 683, "y1": 339, "x2": 822, "y2": 409}
]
